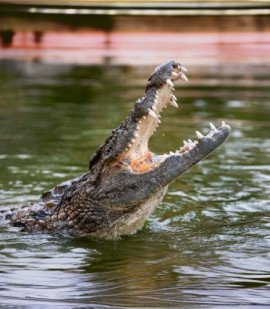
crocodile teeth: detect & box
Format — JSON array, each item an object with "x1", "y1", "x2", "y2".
[
  {"x1": 179, "y1": 72, "x2": 188, "y2": 82},
  {"x1": 134, "y1": 132, "x2": 139, "y2": 138},
  {"x1": 157, "y1": 118, "x2": 161, "y2": 124},
  {"x1": 172, "y1": 94, "x2": 177, "y2": 101},
  {"x1": 169, "y1": 151, "x2": 174, "y2": 155},
  {"x1": 221, "y1": 121, "x2": 226, "y2": 127},
  {"x1": 209, "y1": 122, "x2": 216, "y2": 130},
  {"x1": 171, "y1": 71, "x2": 178, "y2": 79},
  {"x1": 170, "y1": 100, "x2": 178, "y2": 108},
  {"x1": 179, "y1": 147, "x2": 186, "y2": 153},
  {"x1": 179, "y1": 64, "x2": 188, "y2": 72},
  {"x1": 196, "y1": 131, "x2": 204, "y2": 139},
  {"x1": 183, "y1": 140, "x2": 188, "y2": 146},
  {"x1": 166, "y1": 79, "x2": 174, "y2": 87},
  {"x1": 152, "y1": 105, "x2": 157, "y2": 111},
  {"x1": 148, "y1": 109, "x2": 158, "y2": 119},
  {"x1": 181, "y1": 143, "x2": 191, "y2": 152},
  {"x1": 188, "y1": 139, "x2": 193, "y2": 144}
]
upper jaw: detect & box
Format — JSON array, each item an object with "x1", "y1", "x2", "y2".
[
  {"x1": 123, "y1": 61, "x2": 188, "y2": 157},
  {"x1": 137, "y1": 60, "x2": 188, "y2": 118},
  {"x1": 146, "y1": 60, "x2": 188, "y2": 91}
]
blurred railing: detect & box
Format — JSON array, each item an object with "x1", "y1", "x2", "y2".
[{"x1": 0, "y1": 0, "x2": 269, "y2": 81}]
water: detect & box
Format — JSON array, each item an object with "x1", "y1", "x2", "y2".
[{"x1": 0, "y1": 60, "x2": 269, "y2": 307}]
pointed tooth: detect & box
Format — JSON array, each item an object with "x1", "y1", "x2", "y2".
[
  {"x1": 152, "y1": 105, "x2": 157, "y2": 111},
  {"x1": 134, "y1": 132, "x2": 139, "y2": 138},
  {"x1": 170, "y1": 100, "x2": 178, "y2": 108},
  {"x1": 157, "y1": 118, "x2": 161, "y2": 124},
  {"x1": 179, "y1": 72, "x2": 188, "y2": 82},
  {"x1": 171, "y1": 71, "x2": 178, "y2": 79},
  {"x1": 128, "y1": 143, "x2": 132, "y2": 147},
  {"x1": 209, "y1": 122, "x2": 216, "y2": 130},
  {"x1": 180, "y1": 148, "x2": 186, "y2": 153},
  {"x1": 181, "y1": 142, "x2": 190, "y2": 151},
  {"x1": 179, "y1": 148, "x2": 184, "y2": 153},
  {"x1": 172, "y1": 94, "x2": 177, "y2": 101},
  {"x1": 180, "y1": 65, "x2": 188, "y2": 72},
  {"x1": 188, "y1": 139, "x2": 193, "y2": 144},
  {"x1": 169, "y1": 151, "x2": 174, "y2": 155},
  {"x1": 221, "y1": 121, "x2": 226, "y2": 127},
  {"x1": 166, "y1": 79, "x2": 174, "y2": 87},
  {"x1": 131, "y1": 138, "x2": 135, "y2": 143},
  {"x1": 148, "y1": 109, "x2": 158, "y2": 119},
  {"x1": 196, "y1": 131, "x2": 204, "y2": 139}
]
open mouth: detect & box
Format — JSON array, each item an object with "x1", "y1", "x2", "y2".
[{"x1": 118, "y1": 62, "x2": 230, "y2": 173}]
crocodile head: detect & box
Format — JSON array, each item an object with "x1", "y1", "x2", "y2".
[
  {"x1": 9, "y1": 60, "x2": 231, "y2": 237},
  {"x1": 86, "y1": 60, "x2": 231, "y2": 233}
]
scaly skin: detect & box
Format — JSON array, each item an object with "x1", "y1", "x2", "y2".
[{"x1": 7, "y1": 61, "x2": 231, "y2": 238}]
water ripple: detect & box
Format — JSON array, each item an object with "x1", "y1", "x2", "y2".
[{"x1": 0, "y1": 62, "x2": 269, "y2": 306}]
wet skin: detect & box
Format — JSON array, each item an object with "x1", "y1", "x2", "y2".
[{"x1": 8, "y1": 60, "x2": 231, "y2": 238}]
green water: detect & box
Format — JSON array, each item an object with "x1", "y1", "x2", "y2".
[{"x1": 0, "y1": 61, "x2": 269, "y2": 307}]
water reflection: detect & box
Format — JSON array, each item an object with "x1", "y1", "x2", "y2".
[
  {"x1": 0, "y1": 61, "x2": 269, "y2": 307},
  {"x1": 0, "y1": 29, "x2": 15, "y2": 47}
]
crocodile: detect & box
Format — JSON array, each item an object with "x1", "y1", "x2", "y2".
[{"x1": 7, "y1": 60, "x2": 231, "y2": 238}]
